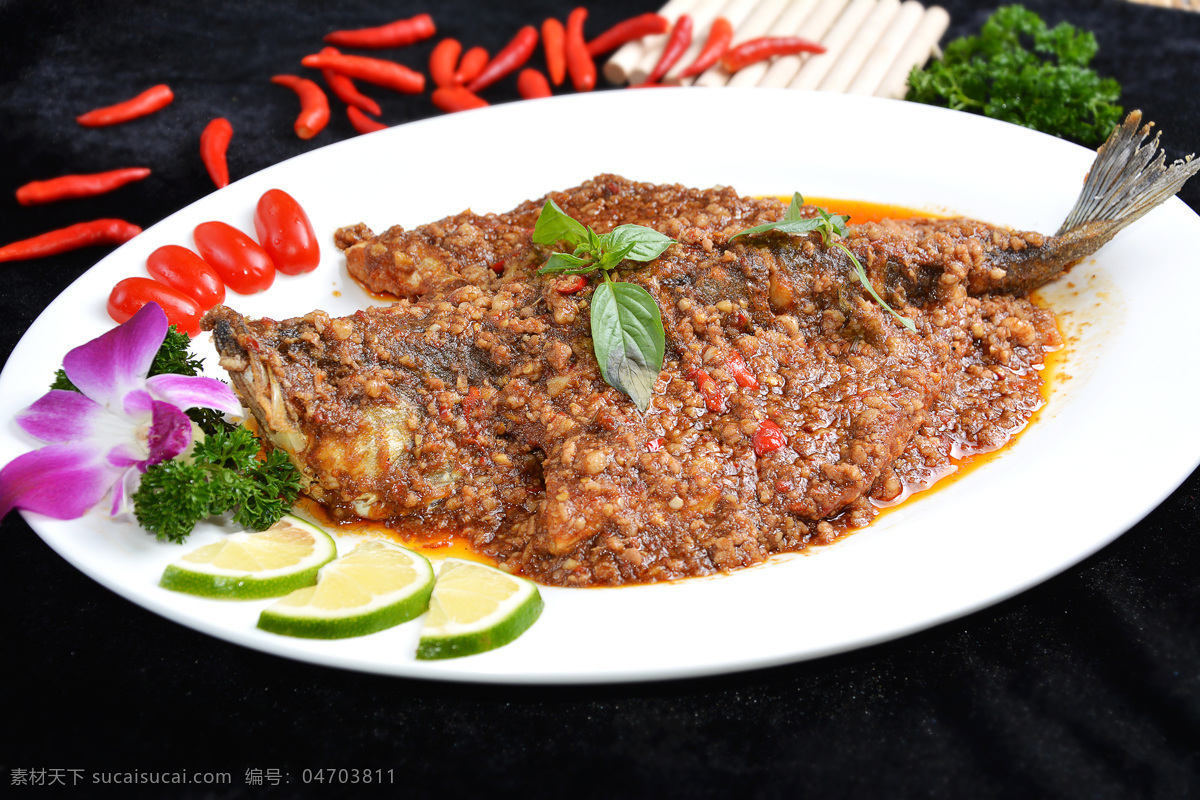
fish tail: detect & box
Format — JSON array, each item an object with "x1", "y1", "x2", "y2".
[{"x1": 1055, "y1": 110, "x2": 1199, "y2": 243}]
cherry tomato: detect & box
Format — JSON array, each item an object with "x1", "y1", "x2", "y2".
[
  {"x1": 253, "y1": 189, "x2": 320, "y2": 275},
  {"x1": 146, "y1": 244, "x2": 225, "y2": 309},
  {"x1": 108, "y1": 278, "x2": 203, "y2": 336},
  {"x1": 193, "y1": 221, "x2": 276, "y2": 294}
]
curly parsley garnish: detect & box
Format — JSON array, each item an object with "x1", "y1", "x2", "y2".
[
  {"x1": 133, "y1": 426, "x2": 302, "y2": 544},
  {"x1": 533, "y1": 199, "x2": 675, "y2": 411},
  {"x1": 732, "y1": 193, "x2": 915, "y2": 332},
  {"x1": 905, "y1": 5, "x2": 1122, "y2": 146}
]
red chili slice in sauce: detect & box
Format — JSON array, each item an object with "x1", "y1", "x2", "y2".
[
  {"x1": 687, "y1": 367, "x2": 725, "y2": 413},
  {"x1": 555, "y1": 275, "x2": 589, "y2": 294},
  {"x1": 753, "y1": 420, "x2": 788, "y2": 456},
  {"x1": 726, "y1": 351, "x2": 760, "y2": 389}
]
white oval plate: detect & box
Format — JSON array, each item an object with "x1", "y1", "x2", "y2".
[{"x1": 3, "y1": 89, "x2": 1198, "y2": 684}]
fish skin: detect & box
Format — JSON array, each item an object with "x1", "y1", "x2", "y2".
[
  {"x1": 203, "y1": 112, "x2": 1195, "y2": 586},
  {"x1": 205, "y1": 299, "x2": 535, "y2": 527}
]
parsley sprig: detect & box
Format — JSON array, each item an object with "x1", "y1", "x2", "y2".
[
  {"x1": 905, "y1": 5, "x2": 1122, "y2": 146},
  {"x1": 133, "y1": 426, "x2": 302, "y2": 544},
  {"x1": 533, "y1": 199, "x2": 675, "y2": 411},
  {"x1": 731, "y1": 193, "x2": 915, "y2": 332}
]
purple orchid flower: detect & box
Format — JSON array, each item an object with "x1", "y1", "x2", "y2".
[{"x1": 0, "y1": 303, "x2": 242, "y2": 521}]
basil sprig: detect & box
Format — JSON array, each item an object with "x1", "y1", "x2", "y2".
[
  {"x1": 730, "y1": 192, "x2": 850, "y2": 241},
  {"x1": 731, "y1": 193, "x2": 915, "y2": 332},
  {"x1": 533, "y1": 199, "x2": 675, "y2": 410}
]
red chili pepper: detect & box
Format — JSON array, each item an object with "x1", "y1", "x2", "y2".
[
  {"x1": 318, "y1": 47, "x2": 382, "y2": 116},
  {"x1": 431, "y1": 86, "x2": 489, "y2": 113},
  {"x1": 146, "y1": 245, "x2": 225, "y2": 310},
  {"x1": 753, "y1": 420, "x2": 788, "y2": 456},
  {"x1": 687, "y1": 367, "x2": 725, "y2": 413},
  {"x1": 15, "y1": 167, "x2": 151, "y2": 206},
  {"x1": 76, "y1": 84, "x2": 174, "y2": 127},
  {"x1": 564, "y1": 8, "x2": 596, "y2": 92},
  {"x1": 323, "y1": 13, "x2": 436, "y2": 49},
  {"x1": 455, "y1": 47, "x2": 490, "y2": 85},
  {"x1": 466, "y1": 26, "x2": 539, "y2": 93},
  {"x1": 430, "y1": 38, "x2": 463, "y2": 88},
  {"x1": 726, "y1": 351, "x2": 760, "y2": 390},
  {"x1": 270, "y1": 75, "x2": 330, "y2": 140},
  {"x1": 301, "y1": 51, "x2": 425, "y2": 94},
  {"x1": 719, "y1": 36, "x2": 827, "y2": 73},
  {"x1": 0, "y1": 219, "x2": 141, "y2": 263},
  {"x1": 645, "y1": 437, "x2": 664, "y2": 452},
  {"x1": 200, "y1": 117, "x2": 233, "y2": 189},
  {"x1": 542, "y1": 18, "x2": 566, "y2": 85},
  {"x1": 108, "y1": 278, "x2": 204, "y2": 336},
  {"x1": 645, "y1": 15, "x2": 693, "y2": 84},
  {"x1": 555, "y1": 275, "x2": 589, "y2": 294},
  {"x1": 193, "y1": 221, "x2": 276, "y2": 295},
  {"x1": 346, "y1": 106, "x2": 388, "y2": 134},
  {"x1": 490, "y1": 258, "x2": 506, "y2": 274},
  {"x1": 680, "y1": 17, "x2": 734, "y2": 78},
  {"x1": 518, "y1": 68, "x2": 552, "y2": 99},
  {"x1": 585, "y1": 12, "x2": 669, "y2": 57}
]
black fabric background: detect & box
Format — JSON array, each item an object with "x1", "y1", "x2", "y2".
[{"x1": 1, "y1": 1, "x2": 1197, "y2": 797}]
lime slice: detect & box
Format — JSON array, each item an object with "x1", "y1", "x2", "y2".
[
  {"x1": 257, "y1": 540, "x2": 435, "y2": 640},
  {"x1": 159, "y1": 516, "x2": 336, "y2": 600},
  {"x1": 415, "y1": 558, "x2": 543, "y2": 660}
]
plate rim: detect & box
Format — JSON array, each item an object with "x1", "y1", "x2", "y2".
[{"x1": 5, "y1": 87, "x2": 1200, "y2": 684}]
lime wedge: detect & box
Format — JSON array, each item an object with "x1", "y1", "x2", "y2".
[
  {"x1": 159, "y1": 515, "x2": 337, "y2": 600},
  {"x1": 415, "y1": 559, "x2": 543, "y2": 660},
  {"x1": 257, "y1": 540, "x2": 435, "y2": 639}
]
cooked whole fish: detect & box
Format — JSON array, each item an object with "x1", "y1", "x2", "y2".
[{"x1": 203, "y1": 112, "x2": 1197, "y2": 586}]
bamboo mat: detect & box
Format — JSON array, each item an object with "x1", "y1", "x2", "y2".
[
  {"x1": 604, "y1": 0, "x2": 1199, "y2": 98},
  {"x1": 603, "y1": 0, "x2": 948, "y2": 98},
  {"x1": 1126, "y1": 0, "x2": 1199, "y2": 9}
]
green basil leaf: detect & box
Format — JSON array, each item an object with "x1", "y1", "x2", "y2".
[
  {"x1": 589, "y1": 280, "x2": 665, "y2": 411},
  {"x1": 532, "y1": 199, "x2": 589, "y2": 248},
  {"x1": 593, "y1": 240, "x2": 638, "y2": 272},
  {"x1": 538, "y1": 252, "x2": 591, "y2": 274},
  {"x1": 821, "y1": 209, "x2": 850, "y2": 239},
  {"x1": 731, "y1": 196, "x2": 850, "y2": 243},
  {"x1": 585, "y1": 226, "x2": 604, "y2": 256},
  {"x1": 730, "y1": 217, "x2": 826, "y2": 240},
  {"x1": 604, "y1": 224, "x2": 676, "y2": 263},
  {"x1": 783, "y1": 192, "x2": 806, "y2": 221}
]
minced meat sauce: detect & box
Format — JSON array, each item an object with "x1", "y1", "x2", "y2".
[{"x1": 203, "y1": 175, "x2": 1063, "y2": 587}]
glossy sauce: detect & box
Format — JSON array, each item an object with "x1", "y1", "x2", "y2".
[
  {"x1": 812, "y1": 197, "x2": 1063, "y2": 513},
  {"x1": 324, "y1": 198, "x2": 1062, "y2": 564},
  {"x1": 297, "y1": 496, "x2": 498, "y2": 564}
]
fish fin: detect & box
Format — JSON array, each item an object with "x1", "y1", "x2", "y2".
[{"x1": 1056, "y1": 110, "x2": 1200, "y2": 239}]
